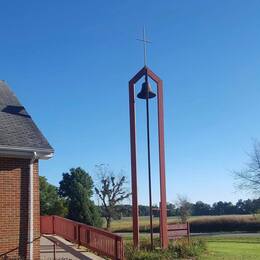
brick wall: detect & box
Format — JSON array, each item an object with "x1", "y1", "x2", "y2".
[{"x1": 0, "y1": 157, "x2": 40, "y2": 259}]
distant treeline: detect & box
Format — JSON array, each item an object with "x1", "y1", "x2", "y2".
[{"x1": 106, "y1": 198, "x2": 260, "y2": 218}]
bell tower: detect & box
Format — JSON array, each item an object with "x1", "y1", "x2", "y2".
[{"x1": 129, "y1": 29, "x2": 168, "y2": 249}]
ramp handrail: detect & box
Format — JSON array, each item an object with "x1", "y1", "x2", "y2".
[{"x1": 41, "y1": 215, "x2": 124, "y2": 260}]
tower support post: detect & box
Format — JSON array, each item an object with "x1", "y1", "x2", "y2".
[{"x1": 129, "y1": 80, "x2": 139, "y2": 248}]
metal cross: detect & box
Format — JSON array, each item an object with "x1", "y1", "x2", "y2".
[{"x1": 137, "y1": 27, "x2": 152, "y2": 66}]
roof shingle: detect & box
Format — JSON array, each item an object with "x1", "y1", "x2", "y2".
[{"x1": 0, "y1": 80, "x2": 53, "y2": 152}]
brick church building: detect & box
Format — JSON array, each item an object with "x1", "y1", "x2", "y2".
[{"x1": 0, "y1": 81, "x2": 54, "y2": 259}]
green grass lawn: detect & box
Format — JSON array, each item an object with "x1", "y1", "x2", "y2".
[
  {"x1": 200, "y1": 236, "x2": 260, "y2": 259},
  {"x1": 122, "y1": 235, "x2": 260, "y2": 259},
  {"x1": 111, "y1": 216, "x2": 260, "y2": 258}
]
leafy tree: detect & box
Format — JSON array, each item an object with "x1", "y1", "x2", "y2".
[
  {"x1": 235, "y1": 199, "x2": 259, "y2": 214},
  {"x1": 94, "y1": 164, "x2": 131, "y2": 229},
  {"x1": 59, "y1": 167, "x2": 103, "y2": 227},
  {"x1": 211, "y1": 201, "x2": 236, "y2": 215},
  {"x1": 167, "y1": 203, "x2": 177, "y2": 216},
  {"x1": 234, "y1": 140, "x2": 260, "y2": 195},
  {"x1": 139, "y1": 205, "x2": 150, "y2": 216},
  {"x1": 235, "y1": 199, "x2": 247, "y2": 214},
  {"x1": 115, "y1": 204, "x2": 132, "y2": 218},
  {"x1": 93, "y1": 198, "x2": 260, "y2": 218},
  {"x1": 192, "y1": 201, "x2": 211, "y2": 216},
  {"x1": 151, "y1": 204, "x2": 160, "y2": 218},
  {"x1": 39, "y1": 176, "x2": 68, "y2": 216}
]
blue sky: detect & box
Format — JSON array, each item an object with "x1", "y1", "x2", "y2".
[{"x1": 0, "y1": 1, "x2": 260, "y2": 205}]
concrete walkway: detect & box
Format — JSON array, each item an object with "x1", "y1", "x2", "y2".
[{"x1": 40, "y1": 235, "x2": 104, "y2": 260}]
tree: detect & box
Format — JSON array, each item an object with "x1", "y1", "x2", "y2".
[
  {"x1": 234, "y1": 140, "x2": 260, "y2": 195},
  {"x1": 59, "y1": 167, "x2": 103, "y2": 227},
  {"x1": 192, "y1": 201, "x2": 211, "y2": 216},
  {"x1": 211, "y1": 201, "x2": 236, "y2": 215},
  {"x1": 39, "y1": 176, "x2": 68, "y2": 216},
  {"x1": 139, "y1": 205, "x2": 150, "y2": 216},
  {"x1": 94, "y1": 164, "x2": 131, "y2": 229},
  {"x1": 167, "y1": 203, "x2": 177, "y2": 216},
  {"x1": 115, "y1": 204, "x2": 132, "y2": 217},
  {"x1": 176, "y1": 195, "x2": 192, "y2": 223}
]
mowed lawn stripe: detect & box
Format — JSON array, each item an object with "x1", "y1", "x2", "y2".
[{"x1": 201, "y1": 236, "x2": 260, "y2": 259}]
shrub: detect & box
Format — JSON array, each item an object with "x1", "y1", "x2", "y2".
[
  {"x1": 124, "y1": 238, "x2": 206, "y2": 260},
  {"x1": 171, "y1": 238, "x2": 206, "y2": 258}
]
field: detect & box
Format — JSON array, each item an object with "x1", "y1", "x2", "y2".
[
  {"x1": 107, "y1": 214, "x2": 259, "y2": 233},
  {"x1": 111, "y1": 215, "x2": 260, "y2": 259}
]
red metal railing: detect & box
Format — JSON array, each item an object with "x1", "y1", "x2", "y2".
[{"x1": 40, "y1": 215, "x2": 124, "y2": 260}]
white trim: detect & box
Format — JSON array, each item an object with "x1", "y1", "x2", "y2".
[
  {"x1": 0, "y1": 145, "x2": 53, "y2": 160},
  {"x1": 0, "y1": 144, "x2": 53, "y2": 152},
  {"x1": 29, "y1": 152, "x2": 37, "y2": 260}
]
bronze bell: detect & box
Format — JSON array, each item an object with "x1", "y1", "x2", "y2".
[{"x1": 137, "y1": 81, "x2": 156, "y2": 99}]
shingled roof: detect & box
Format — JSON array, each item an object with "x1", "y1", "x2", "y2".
[{"x1": 0, "y1": 80, "x2": 53, "y2": 157}]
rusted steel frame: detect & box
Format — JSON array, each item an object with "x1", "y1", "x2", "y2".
[
  {"x1": 146, "y1": 94, "x2": 154, "y2": 249},
  {"x1": 129, "y1": 66, "x2": 169, "y2": 249},
  {"x1": 129, "y1": 68, "x2": 146, "y2": 249},
  {"x1": 129, "y1": 83, "x2": 139, "y2": 248},
  {"x1": 156, "y1": 78, "x2": 168, "y2": 249},
  {"x1": 146, "y1": 67, "x2": 168, "y2": 249}
]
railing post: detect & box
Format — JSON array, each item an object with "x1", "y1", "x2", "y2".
[
  {"x1": 87, "y1": 229, "x2": 90, "y2": 245},
  {"x1": 122, "y1": 239, "x2": 124, "y2": 260},
  {"x1": 53, "y1": 242, "x2": 56, "y2": 260},
  {"x1": 187, "y1": 222, "x2": 190, "y2": 244},
  {"x1": 52, "y1": 216, "x2": 55, "y2": 234},
  {"x1": 74, "y1": 225, "x2": 77, "y2": 241},
  {"x1": 78, "y1": 224, "x2": 81, "y2": 248},
  {"x1": 114, "y1": 237, "x2": 118, "y2": 260}
]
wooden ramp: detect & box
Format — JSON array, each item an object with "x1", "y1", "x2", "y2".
[
  {"x1": 40, "y1": 235, "x2": 104, "y2": 260},
  {"x1": 41, "y1": 215, "x2": 124, "y2": 259}
]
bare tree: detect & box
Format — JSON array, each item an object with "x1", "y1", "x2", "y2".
[
  {"x1": 176, "y1": 195, "x2": 192, "y2": 223},
  {"x1": 234, "y1": 140, "x2": 260, "y2": 196},
  {"x1": 95, "y1": 164, "x2": 131, "y2": 229}
]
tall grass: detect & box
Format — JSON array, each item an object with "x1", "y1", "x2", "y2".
[
  {"x1": 190, "y1": 215, "x2": 260, "y2": 233},
  {"x1": 110, "y1": 214, "x2": 260, "y2": 233}
]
